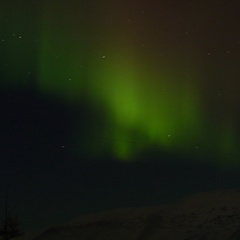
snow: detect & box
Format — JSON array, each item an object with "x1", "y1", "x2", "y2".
[{"x1": 32, "y1": 188, "x2": 240, "y2": 240}]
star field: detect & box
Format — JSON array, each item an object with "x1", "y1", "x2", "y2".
[{"x1": 0, "y1": 0, "x2": 240, "y2": 234}]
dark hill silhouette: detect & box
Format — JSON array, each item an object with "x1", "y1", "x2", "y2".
[{"x1": 32, "y1": 188, "x2": 240, "y2": 240}]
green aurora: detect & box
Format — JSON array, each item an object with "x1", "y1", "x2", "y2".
[
  {"x1": 1, "y1": 1, "x2": 239, "y2": 165},
  {"x1": 37, "y1": 9, "x2": 239, "y2": 165}
]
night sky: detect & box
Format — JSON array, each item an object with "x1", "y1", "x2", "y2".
[{"x1": 1, "y1": 0, "x2": 240, "y2": 234}]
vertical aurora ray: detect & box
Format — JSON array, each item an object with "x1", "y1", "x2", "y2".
[
  {"x1": 217, "y1": 116, "x2": 239, "y2": 166},
  {"x1": 38, "y1": 16, "x2": 86, "y2": 100},
  {"x1": 37, "y1": 1, "x2": 102, "y2": 102}
]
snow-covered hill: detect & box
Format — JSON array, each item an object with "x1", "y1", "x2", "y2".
[{"x1": 32, "y1": 188, "x2": 240, "y2": 240}]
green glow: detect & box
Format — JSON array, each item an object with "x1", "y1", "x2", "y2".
[
  {"x1": 110, "y1": 128, "x2": 139, "y2": 161},
  {"x1": 38, "y1": 27, "x2": 84, "y2": 100},
  {"x1": 37, "y1": 8, "x2": 94, "y2": 102},
  {"x1": 38, "y1": 35, "x2": 206, "y2": 160},
  {"x1": 95, "y1": 51, "x2": 204, "y2": 160},
  {"x1": 37, "y1": 13, "x2": 239, "y2": 164},
  {"x1": 218, "y1": 119, "x2": 239, "y2": 166},
  {"x1": 38, "y1": 30, "x2": 222, "y2": 163}
]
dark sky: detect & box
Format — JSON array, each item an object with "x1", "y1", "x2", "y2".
[{"x1": 0, "y1": 0, "x2": 240, "y2": 234}]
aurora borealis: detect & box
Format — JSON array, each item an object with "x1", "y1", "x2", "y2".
[
  {"x1": 1, "y1": 0, "x2": 240, "y2": 234},
  {"x1": 34, "y1": 0, "x2": 240, "y2": 163}
]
